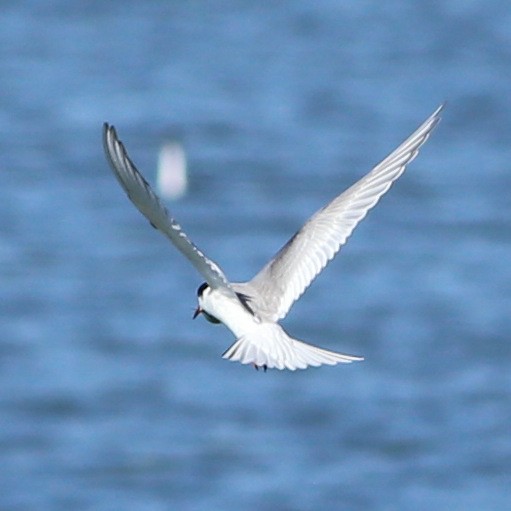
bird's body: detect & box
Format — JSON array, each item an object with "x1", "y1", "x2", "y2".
[
  {"x1": 103, "y1": 105, "x2": 443, "y2": 371},
  {"x1": 197, "y1": 284, "x2": 359, "y2": 370},
  {"x1": 200, "y1": 285, "x2": 257, "y2": 338}
]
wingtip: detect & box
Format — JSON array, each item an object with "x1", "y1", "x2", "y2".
[
  {"x1": 103, "y1": 122, "x2": 116, "y2": 138},
  {"x1": 102, "y1": 123, "x2": 114, "y2": 148},
  {"x1": 432, "y1": 102, "x2": 446, "y2": 120}
]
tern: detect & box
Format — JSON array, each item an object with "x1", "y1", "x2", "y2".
[{"x1": 103, "y1": 105, "x2": 442, "y2": 371}]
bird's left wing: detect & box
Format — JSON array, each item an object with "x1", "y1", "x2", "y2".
[
  {"x1": 247, "y1": 105, "x2": 444, "y2": 321},
  {"x1": 103, "y1": 123, "x2": 232, "y2": 291}
]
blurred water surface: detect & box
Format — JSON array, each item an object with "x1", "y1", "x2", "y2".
[{"x1": 1, "y1": 1, "x2": 510, "y2": 510}]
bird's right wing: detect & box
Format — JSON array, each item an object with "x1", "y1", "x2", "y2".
[{"x1": 103, "y1": 123, "x2": 232, "y2": 291}]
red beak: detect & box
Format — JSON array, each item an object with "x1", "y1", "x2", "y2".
[{"x1": 193, "y1": 307, "x2": 202, "y2": 319}]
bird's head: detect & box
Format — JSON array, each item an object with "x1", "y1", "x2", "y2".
[{"x1": 193, "y1": 282, "x2": 220, "y2": 324}]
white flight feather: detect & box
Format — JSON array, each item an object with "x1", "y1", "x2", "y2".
[
  {"x1": 244, "y1": 104, "x2": 443, "y2": 322},
  {"x1": 103, "y1": 124, "x2": 233, "y2": 293}
]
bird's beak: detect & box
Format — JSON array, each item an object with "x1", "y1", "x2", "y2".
[{"x1": 193, "y1": 306, "x2": 202, "y2": 319}]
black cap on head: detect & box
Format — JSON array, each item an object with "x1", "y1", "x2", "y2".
[{"x1": 197, "y1": 282, "x2": 209, "y2": 297}]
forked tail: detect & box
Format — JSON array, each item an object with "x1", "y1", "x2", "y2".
[{"x1": 222, "y1": 324, "x2": 363, "y2": 371}]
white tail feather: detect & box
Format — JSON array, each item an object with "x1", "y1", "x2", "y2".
[{"x1": 222, "y1": 324, "x2": 363, "y2": 371}]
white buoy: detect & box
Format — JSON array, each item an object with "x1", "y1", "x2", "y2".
[{"x1": 156, "y1": 141, "x2": 187, "y2": 200}]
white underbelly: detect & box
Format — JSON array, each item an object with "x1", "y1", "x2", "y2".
[
  {"x1": 221, "y1": 303, "x2": 261, "y2": 338},
  {"x1": 210, "y1": 297, "x2": 261, "y2": 338}
]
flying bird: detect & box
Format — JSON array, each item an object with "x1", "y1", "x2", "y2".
[{"x1": 103, "y1": 105, "x2": 443, "y2": 371}]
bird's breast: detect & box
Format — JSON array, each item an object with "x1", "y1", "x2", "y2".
[{"x1": 203, "y1": 292, "x2": 260, "y2": 338}]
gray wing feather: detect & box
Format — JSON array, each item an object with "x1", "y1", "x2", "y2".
[
  {"x1": 103, "y1": 123, "x2": 231, "y2": 291},
  {"x1": 247, "y1": 105, "x2": 444, "y2": 321}
]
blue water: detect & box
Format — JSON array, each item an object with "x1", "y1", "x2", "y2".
[{"x1": 1, "y1": 1, "x2": 510, "y2": 510}]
